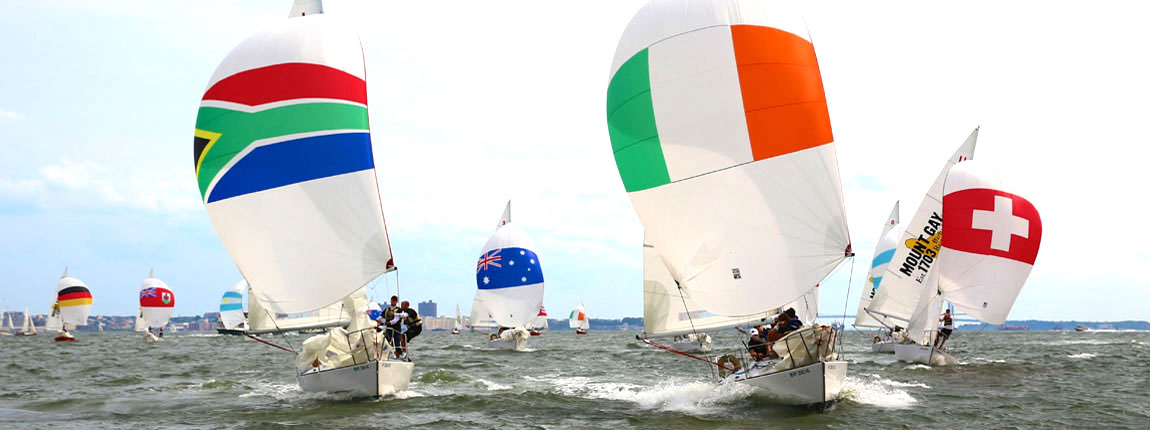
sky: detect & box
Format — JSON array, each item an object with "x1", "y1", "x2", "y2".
[{"x1": 0, "y1": 1, "x2": 1147, "y2": 321}]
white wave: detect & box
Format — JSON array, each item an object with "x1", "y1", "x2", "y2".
[
  {"x1": 387, "y1": 390, "x2": 424, "y2": 399},
  {"x1": 842, "y1": 376, "x2": 918, "y2": 409},
  {"x1": 536, "y1": 375, "x2": 753, "y2": 414},
  {"x1": 858, "y1": 373, "x2": 930, "y2": 389},
  {"x1": 1067, "y1": 352, "x2": 1096, "y2": 359},
  {"x1": 903, "y1": 364, "x2": 932, "y2": 370},
  {"x1": 182, "y1": 333, "x2": 222, "y2": 338},
  {"x1": 477, "y1": 379, "x2": 512, "y2": 391}
]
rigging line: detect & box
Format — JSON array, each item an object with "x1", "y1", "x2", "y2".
[
  {"x1": 837, "y1": 256, "x2": 856, "y2": 357},
  {"x1": 675, "y1": 283, "x2": 716, "y2": 381}
]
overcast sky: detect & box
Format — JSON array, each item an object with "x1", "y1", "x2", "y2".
[{"x1": 0, "y1": 1, "x2": 1146, "y2": 321}]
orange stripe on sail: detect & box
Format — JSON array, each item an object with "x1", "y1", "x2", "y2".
[
  {"x1": 59, "y1": 298, "x2": 93, "y2": 307},
  {"x1": 731, "y1": 25, "x2": 833, "y2": 161}
]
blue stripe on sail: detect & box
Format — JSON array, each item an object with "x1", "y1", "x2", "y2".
[
  {"x1": 872, "y1": 276, "x2": 883, "y2": 289},
  {"x1": 476, "y1": 247, "x2": 544, "y2": 290},
  {"x1": 871, "y1": 249, "x2": 895, "y2": 268},
  {"x1": 207, "y1": 132, "x2": 374, "y2": 203},
  {"x1": 220, "y1": 303, "x2": 243, "y2": 311},
  {"x1": 223, "y1": 292, "x2": 242, "y2": 300}
]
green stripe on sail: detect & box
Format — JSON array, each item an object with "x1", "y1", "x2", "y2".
[
  {"x1": 194, "y1": 102, "x2": 369, "y2": 199},
  {"x1": 606, "y1": 49, "x2": 669, "y2": 193}
]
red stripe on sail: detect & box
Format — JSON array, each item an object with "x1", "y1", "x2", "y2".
[
  {"x1": 203, "y1": 63, "x2": 366, "y2": 106},
  {"x1": 58, "y1": 291, "x2": 93, "y2": 301},
  {"x1": 943, "y1": 188, "x2": 1042, "y2": 265}
]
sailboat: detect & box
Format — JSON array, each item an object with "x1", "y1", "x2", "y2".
[
  {"x1": 607, "y1": 0, "x2": 852, "y2": 406},
  {"x1": 1, "y1": 311, "x2": 12, "y2": 336},
  {"x1": 50, "y1": 269, "x2": 93, "y2": 342},
  {"x1": 451, "y1": 304, "x2": 462, "y2": 335},
  {"x1": 854, "y1": 202, "x2": 906, "y2": 353},
  {"x1": 863, "y1": 130, "x2": 976, "y2": 364},
  {"x1": 16, "y1": 306, "x2": 36, "y2": 336},
  {"x1": 528, "y1": 306, "x2": 548, "y2": 336},
  {"x1": 139, "y1": 271, "x2": 175, "y2": 343},
  {"x1": 193, "y1": 0, "x2": 411, "y2": 397},
  {"x1": 470, "y1": 201, "x2": 544, "y2": 351},
  {"x1": 893, "y1": 160, "x2": 1043, "y2": 366},
  {"x1": 217, "y1": 280, "x2": 247, "y2": 335},
  {"x1": 569, "y1": 304, "x2": 589, "y2": 335},
  {"x1": 134, "y1": 307, "x2": 146, "y2": 333}
]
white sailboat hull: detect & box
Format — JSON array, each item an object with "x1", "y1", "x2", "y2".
[
  {"x1": 489, "y1": 337, "x2": 527, "y2": 351},
  {"x1": 726, "y1": 360, "x2": 848, "y2": 406},
  {"x1": 871, "y1": 341, "x2": 899, "y2": 353},
  {"x1": 670, "y1": 338, "x2": 712, "y2": 353},
  {"x1": 298, "y1": 359, "x2": 414, "y2": 397},
  {"x1": 893, "y1": 344, "x2": 957, "y2": 366}
]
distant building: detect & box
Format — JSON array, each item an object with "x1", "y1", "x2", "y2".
[{"x1": 418, "y1": 300, "x2": 437, "y2": 318}]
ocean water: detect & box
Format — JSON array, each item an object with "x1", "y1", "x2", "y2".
[{"x1": 1, "y1": 329, "x2": 1147, "y2": 429}]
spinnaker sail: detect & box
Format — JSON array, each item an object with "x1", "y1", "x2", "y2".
[
  {"x1": 219, "y1": 281, "x2": 246, "y2": 330},
  {"x1": 607, "y1": 0, "x2": 851, "y2": 317},
  {"x1": 472, "y1": 202, "x2": 544, "y2": 328},
  {"x1": 193, "y1": 8, "x2": 394, "y2": 314},
  {"x1": 139, "y1": 275, "x2": 175, "y2": 329}
]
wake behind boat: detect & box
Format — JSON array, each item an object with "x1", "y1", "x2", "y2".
[
  {"x1": 193, "y1": 0, "x2": 412, "y2": 397},
  {"x1": 607, "y1": 0, "x2": 853, "y2": 406}
]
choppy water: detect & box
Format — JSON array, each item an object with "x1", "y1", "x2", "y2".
[{"x1": 1, "y1": 329, "x2": 1147, "y2": 429}]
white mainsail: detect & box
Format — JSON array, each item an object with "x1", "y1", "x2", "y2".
[
  {"x1": 854, "y1": 201, "x2": 902, "y2": 328},
  {"x1": 22, "y1": 306, "x2": 36, "y2": 334},
  {"x1": 4, "y1": 311, "x2": 12, "y2": 332},
  {"x1": 453, "y1": 304, "x2": 464, "y2": 331},
  {"x1": 569, "y1": 304, "x2": 590, "y2": 330},
  {"x1": 194, "y1": 5, "x2": 395, "y2": 315},
  {"x1": 472, "y1": 202, "x2": 545, "y2": 328},
  {"x1": 247, "y1": 285, "x2": 367, "y2": 334},
  {"x1": 867, "y1": 129, "x2": 978, "y2": 327}
]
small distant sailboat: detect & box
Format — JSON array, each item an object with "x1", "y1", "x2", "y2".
[
  {"x1": 16, "y1": 306, "x2": 36, "y2": 336},
  {"x1": 50, "y1": 269, "x2": 93, "y2": 342},
  {"x1": 854, "y1": 202, "x2": 905, "y2": 353},
  {"x1": 569, "y1": 304, "x2": 589, "y2": 335},
  {"x1": 893, "y1": 160, "x2": 1043, "y2": 366},
  {"x1": 217, "y1": 280, "x2": 247, "y2": 335},
  {"x1": 139, "y1": 270, "x2": 175, "y2": 343},
  {"x1": 450, "y1": 304, "x2": 462, "y2": 335},
  {"x1": 529, "y1": 306, "x2": 548, "y2": 336},
  {"x1": 470, "y1": 201, "x2": 544, "y2": 351},
  {"x1": 194, "y1": 0, "x2": 411, "y2": 397},
  {"x1": 1, "y1": 305, "x2": 14, "y2": 336}
]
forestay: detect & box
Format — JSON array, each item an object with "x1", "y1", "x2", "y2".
[
  {"x1": 868, "y1": 129, "x2": 977, "y2": 324},
  {"x1": 473, "y1": 203, "x2": 545, "y2": 328},
  {"x1": 939, "y1": 161, "x2": 1042, "y2": 325},
  {"x1": 193, "y1": 11, "x2": 394, "y2": 314},
  {"x1": 854, "y1": 202, "x2": 901, "y2": 328},
  {"x1": 607, "y1": 0, "x2": 851, "y2": 316},
  {"x1": 219, "y1": 281, "x2": 246, "y2": 330}
]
